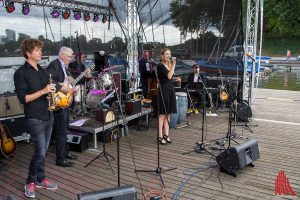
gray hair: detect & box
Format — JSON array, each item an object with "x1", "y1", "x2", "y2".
[{"x1": 59, "y1": 46, "x2": 73, "y2": 56}]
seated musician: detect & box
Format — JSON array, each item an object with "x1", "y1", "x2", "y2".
[
  {"x1": 187, "y1": 64, "x2": 207, "y2": 112},
  {"x1": 68, "y1": 52, "x2": 86, "y2": 84},
  {"x1": 188, "y1": 64, "x2": 207, "y2": 85}
]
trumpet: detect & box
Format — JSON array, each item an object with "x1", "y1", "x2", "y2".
[{"x1": 47, "y1": 74, "x2": 57, "y2": 111}]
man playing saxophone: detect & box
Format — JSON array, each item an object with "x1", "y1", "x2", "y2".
[{"x1": 46, "y1": 46, "x2": 78, "y2": 167}]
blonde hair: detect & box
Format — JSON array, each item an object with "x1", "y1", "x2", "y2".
[{"x1": 159, "y1": 48, "x2": 171, "y2": 67}]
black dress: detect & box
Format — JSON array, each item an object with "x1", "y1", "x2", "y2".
[{"x1": 157, "y1": 63, "x2": 177, "y2": 114}]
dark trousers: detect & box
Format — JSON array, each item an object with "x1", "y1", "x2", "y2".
[
  {"x1": 26, "y1": 112, "x2": 53, "y2": 184},
  {"x1": 53, "y1": 108, "x2": 69, "y2": 164},
  {"x1": 140, "y1": 78, "x2": 148, "y2": 98}
]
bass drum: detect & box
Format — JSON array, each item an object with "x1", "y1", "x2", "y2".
[{"x1": 86, "y1": 89, "x2": 106, "y2": 108}]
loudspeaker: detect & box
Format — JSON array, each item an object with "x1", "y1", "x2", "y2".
[
  {"x1": 0, "y1": 95, "x2": 24, "y2": 118},
  {"x1": 216, "y1": 139, "x2": 259, "y2": 177},
  {"x1": 125, "y1": 99, "x2": 141, "y2": 115},
  {"x1": 76, "y1": 185, "x2": 137, "y2": 200},
  {"x1": 112, "y1": 72, "x2": 121, "y2": 99},
  {"x1": 236, "y1": 101, "x2": 252, "y2": 122},
  {"x1": 67, "y1": 130, "x2": 89, "y2": 152},
  {"x1": 95, "y1": 109, "x2": 116, "y2": 124},
  {"x1": 0, "y1": 116, "x2": 27, "y2": 138}
]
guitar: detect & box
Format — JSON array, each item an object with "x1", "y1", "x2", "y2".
[
  {"x1": 218, "y1": 69, "x2": 230, "y2": 102},
  {"x1": 50, "y1": 63, "x2": 95, "y2": 110},
  {"x1": 0, "y1": 122, "x2": 16, "y2": 157}
]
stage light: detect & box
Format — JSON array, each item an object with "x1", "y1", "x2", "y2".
[
  {"x1": 22, "y1": 3, "x2": 30, "y2": 15},
  {"x1": 51, "y1": 8, "x2": 60, "y2": 18},
  {"x1": 74, "y1": 10, "x2": 81, "y2": 20},
  {"x1": 93, "y1": 14, "x2": 99, "y2": 22},
  {"x1": 102, "y1": 15, "x2": 107, "y2": 23},
  {"x1": 84, "y1": 12, "x2": 90, "y2": 21},
  {"x1": 5, "y1": 1, "x2": 15, "y2": 13},
  {"x1": 62, "y1": 9, "x2": 70, "y2": 19}
]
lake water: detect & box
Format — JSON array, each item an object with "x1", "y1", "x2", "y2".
[{"x1": 257, "y1": 66, "x2": 300, "y2": 91}]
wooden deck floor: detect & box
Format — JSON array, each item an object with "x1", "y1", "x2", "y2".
[{"x1": 1, "y1": 88, "x2": 300, "y2": 200}]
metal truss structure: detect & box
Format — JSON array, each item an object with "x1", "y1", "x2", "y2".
[
  {"x1": 243, "y1": 0, "x2": 261, "y2": 104},
  {"x1": 126, "y1": 0, "x2": 139, "y2": 80},
  {"x1": 5, "y1": 0, "x2": 110, "y2": 15}
]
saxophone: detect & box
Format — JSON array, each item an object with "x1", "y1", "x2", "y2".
[{"x1": 48, "y1": 74, "x2": 57, "y2": 111}]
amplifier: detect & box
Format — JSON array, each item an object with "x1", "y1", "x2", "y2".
[
  {"x1": 125, "y1": 99, "x2": 141, "y2": 115},
  {"x1": 0, "y1": 95, "x2": 24, "y2": 118},
  {"x1": 216, "y1": 139, "x2": 259, "y2": 177},
  {"x1": 67, "y1": 130, "x2": 89, "y2": 152},
  {"x1": 0, "y1": 116, "x2": 27, "y2": 138},
  {"x1": 95, "y1": 109, "x2": 116, "y2": 124}
]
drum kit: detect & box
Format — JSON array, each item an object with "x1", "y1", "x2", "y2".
[{"x1": 72, "y1": 71, "x2": 114, "y2": 115}]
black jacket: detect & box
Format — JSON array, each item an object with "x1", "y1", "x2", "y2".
[
  {"x1": 188, "y1": 73, "x2": 207, "y2": 85},
  {"x1": 46, "y1": 58, "x2": 71, "y2": 91}
]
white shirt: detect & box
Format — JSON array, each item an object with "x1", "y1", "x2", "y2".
[{"x1": 59, "y1": 58, "x2": 68, "y2": 81}]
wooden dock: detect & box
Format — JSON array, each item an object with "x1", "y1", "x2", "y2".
[{"x1": 0, "y1": 88, "x2": 299, "y2": 199}]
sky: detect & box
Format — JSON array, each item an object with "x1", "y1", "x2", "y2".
[{"x1": 0, "y1": 1, "x2": 184, "y2": 46}]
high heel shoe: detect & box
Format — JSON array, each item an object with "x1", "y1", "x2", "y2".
[
  {"x1": 163, "y1": 134, "x2": 172, "y2": 143},
  {"x1": 158, "y1": 137, "x2": 167, "y2": 145}
]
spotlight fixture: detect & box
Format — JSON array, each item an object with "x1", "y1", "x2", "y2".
[
  {"x1": 84, "y1": 12, "x2": 90, "y2": 21},
  {"x1": 93, "y1": 14, "x2": 99, "y2": 22},
  {"x1": 5, "y1": 1, "x2": 15, "y2": 13},
  {"x1": 62, "y1": 9, "x2": 70, "y2": 19},
  {"x1": 22, "y1": 3, "x2": 30, "y2": 15},
  {"x1": 74, "y1": 10, "x2": 81, "y2": 20},
  {"x1": 102, "y1": 15, "x2": 107, "y2": 23},
  {"x1": 51, "y1": 8, "x2": 60, "y2": 18}
]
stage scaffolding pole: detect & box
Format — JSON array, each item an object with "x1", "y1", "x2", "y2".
[{"x1": 243, "y1": 0, "x2": 260, "y2": 104}]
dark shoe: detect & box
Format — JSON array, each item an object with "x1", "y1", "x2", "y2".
[
  {"x1": 158, "y1": 137, "x2": 167, "y2": 145},
  {"x1": 163, "y1": 134, "x2": 172, "y2": 143},
  {"x1": 56, "y1": 160, "x2": 73, "y2": 167},
  {"x1": 65, "y1": 153, "x2": 78, "y2": 160}
]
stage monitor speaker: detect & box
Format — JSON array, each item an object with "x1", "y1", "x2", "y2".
[
  {"x1": 0, "y1": 95, "x2": 24, "y2": 118},
  {"x1": 67, "y1": 130, "x2": 89, "y2": 152},
  {"x1": 216, "y1": 139, "x2": 259, "y2": 177},
  {"x1": 76, "y1": 185, "x2": 137, "y2": 200}
]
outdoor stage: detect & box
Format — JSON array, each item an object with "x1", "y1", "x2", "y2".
[{"x1": 0, "y1": 88, "x2": 299, "y2": 199}]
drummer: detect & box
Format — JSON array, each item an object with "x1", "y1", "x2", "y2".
[{"x1": 69, "y1": 52, "x2": 86, "y2": 84}]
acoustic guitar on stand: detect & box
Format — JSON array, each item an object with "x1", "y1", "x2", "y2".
[
  {"x1": 0, "y1": 122, "x2": 16, "y2": 157},
  {"x1": 218, "y1": 69, "x2": 229, "y2": 102}
]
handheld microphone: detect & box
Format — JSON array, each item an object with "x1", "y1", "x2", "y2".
[{"x1": 246, "y1": 52, "x2": 255, "y2": 62}]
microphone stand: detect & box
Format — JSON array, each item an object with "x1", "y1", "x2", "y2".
[
  {"x1": 183, "y1": 75, "x2": 215, "y2": 157},
  {"x1": 135, "y1": 64, "x2": 176, "y2": 187}
]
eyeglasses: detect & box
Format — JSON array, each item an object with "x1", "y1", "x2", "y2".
[{"x1": 65, "y1": 54, "x2": 73, "y2": 58}]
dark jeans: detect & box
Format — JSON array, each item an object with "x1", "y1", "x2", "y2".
[
  {"x1": 26, "y1": 112, "x2": 53, "y2": 184},
  {"x1": 53, "y1": 108, "x2": 69, "y2": 164},
  {"x1": 140, "y1": 78, "x2": 148, "y2": 98}
]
